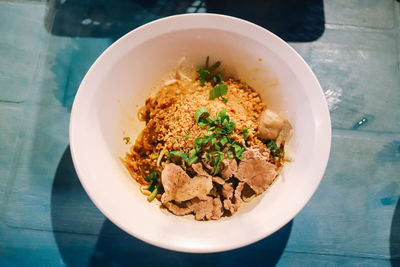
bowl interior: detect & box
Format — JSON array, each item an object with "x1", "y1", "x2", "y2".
[{"x1": 70, "y1": 14, "x2": 331, "y2": 253}]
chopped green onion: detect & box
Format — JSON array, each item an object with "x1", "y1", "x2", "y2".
[
  {"x1": 236, "y1": 147, "x2": 246, "y2": 160},
  {"x1": 220, "y1": 136, "x2": 229, "y2": 146},
  {"x1": 267, "y1": 140, "x2": 283, "y2": 158},
  {"x1": 145, "y1": 171, "x2": 158, "y2": 182},
  {"x1": 221, "y1": 97, "x2": 228, "y2": 103},
  {"x1": 266, "y1": 140, "x2": 278, "y2": 150},
  {"x1": 210, "y1": 151, "x2": 224, "y2": 175},
  {"x1": 147, "y1": 184, "x2": 160, "y2": 202},
  {"x1": 187, "y1": 155, "x2": 199, "y2": 165},
  {"x1": 241, "y1": 82, "x2": 248, "y2": 90},
  {"x1": 147, "y1": 179, "x2": 157, "y2": 192},
  {"x1": 194, "y1": 106, "x2": 210, "y2": 123},
  {"x1": 208, "y1": 60, "x2": 221, "y2": 74},
  {"x1": 213, "y1": 73, "x2": 223, "y2": 84},
  {"x1": 168, "y1": 151, "x2": 189, "y2": 161},
  {"x1": 123, "y1": 137, "x2": 130, "y2": 144},
  {"x1": 196, "y1": 57, "x2": 221, "y2": 85},
  {"x1": 209, "y1": 83, "x2": 228, "y2": 100},
  {"x1": 241, "y1": 128, "x2": 250, "y2": 140},
  {"x1": 184, "y1": 131, "x2": 190, "y2": 139},
  {"x1": 211, "y1": 137, "x2": 217, "y2": 145},
  {"x1": 188, "y1": 149, "x2": 197, "y2": 158},
  {"x1": 225, "y1": 150, "x2": 233, "y2": 160}
]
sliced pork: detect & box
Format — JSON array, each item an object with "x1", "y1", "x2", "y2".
[
  {"x1": 235, "y1": 149, "x2": 278, "y2": 194},
  {"x1": 161, "y1": 163, "x2": 213, "y2": 203},
  {"x1": 220, "y1": 159, "x2": 237, "y2": 179}
]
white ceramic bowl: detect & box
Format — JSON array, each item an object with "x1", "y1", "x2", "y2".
[{"x1": 70, "y1": 14, "x2": 331, "y2": 253}]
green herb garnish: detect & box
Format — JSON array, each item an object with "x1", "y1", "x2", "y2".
[
  {"x1": 213, "y1": 73, "x2": 223, "y2": 84},
  {"x1": 241, "y1": 82, "x2": 248, "y2": 90},
  {"x1": 184, "y1": 131, "x2": 190, "y2": 139},
  {"x1": 145, "y1": 171, "x2": 159, "y2": 193},
  {"x1": 196, "y1": 56, "x2": 221, "y2": 85},
  {"x1": 241, "y1": 128, "x2": 250, "y2": 140},
  {"x1": 147, "y1": 183, "x2": 160, "y2": 202},
  {"x1": 221, "y1": 97, "x2": 228, "y2": 103},
  {"x1": 168, "y1": 151, "x2": 189, "y2": 161},
  {"x1": 145, "y1": 171, "x2": 158, "y2": 182},
  {"x1": 194, "y1": 106, "x2": 210, "y2": 123},
  {"x1": 197, "y1": 68, "x2": 210, "y2": 85},
  {"x1": 266, "y1": 140, "x2": 284, "y2": 158},
  {"x1": 168, "y1": 108, "x2": 247, "y2": 174},
  {"x1": 123, "y1": 136, "x2": 130, "y2": 144},
  {"x1": 209, "y1": 83, "x2": 228, "y2": 100},
  {"x1": 209, "y1": 151, "x2": 224, "y2": 175}
]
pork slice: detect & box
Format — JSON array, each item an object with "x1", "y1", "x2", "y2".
[
  {"x1": 223, "y1": 182, "x2": 245, "y2": 214},
  {"x1": 187, "y1": 196, "x2": 223, "y2": 221},
  {"x1": 164, "y1": 195, "x2": 223, "y2": 220},
  {"x1": 235, "y1": 150, "x2": 277, "y2": 194},
  {"x1": 211, "y1": 196, "x2": 224, "y2": 220},
  {"x1": 212, "y1": 176, "x2": 225, "y2": 185},
  {"x1": 222, "y1": 182, "x2": 234, "y2": 200},
  {"x1": 258, "y1": 109, "x2": 284, "y2": 140},
  {"x1": 161, "y1": 163, "x2": 212, "y2": 203},
  {"x1": 208, "y1": 185, "x2": 218, "y2": 197},
  {"x1": 202, "y1": 157, "x2": 214, "y2": 173},
  {"x1": 243, "y1": 147, "x2": 268, "y2": 161},
  {"x1": 163, "y1": 201, "x2": 192, "y2": 216},
  {"x1": 220, "y1": 159, "x2": 237, "y2": 180},
  {"x1": 192, "y1": 162, "x2": 210, "y2": 177}
]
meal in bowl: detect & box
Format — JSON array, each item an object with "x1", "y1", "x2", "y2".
[{"x1": 122, "y1": 57, "x2": 292, "y2": 220}]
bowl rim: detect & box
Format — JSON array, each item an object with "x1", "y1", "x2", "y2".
[{"x1": 70, "y1": 13, "x2": 332, "y2": 253}]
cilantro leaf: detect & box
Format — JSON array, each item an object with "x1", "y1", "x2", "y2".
[
  {"x1": 196, "y1": 57, "x2": 221, "y2": 85},
  {"x1": 197, "y1": 68, "x2": 210, "y2": 85},
  {"x1": 266, "y1": 140, "x2": 283, "y2": 158}
]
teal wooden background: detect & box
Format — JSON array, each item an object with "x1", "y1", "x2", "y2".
[{"x1": 0, "y1": 0, "x2": 399, "y2": 266}]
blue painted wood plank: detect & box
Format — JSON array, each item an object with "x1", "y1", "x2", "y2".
[
  {"x1": 3, "y1": 106, "x2": 104, "y2": 234},
  {"x1": 0, "y1": 105, "x2": 22, "y2": 212},
  {"x1": 277, "y1": 251, "x2": 392, "y2": 267},
  {"x1": 34, "y1": 36, "x2": 112, "y2": 108},
  {"x1": 0, "y1": 2, "x2": 47, "y2": 102},
  {"x1": 323, "y1": 0, "x2": 395, "y2": 29},
  {"x1": 290, "y1": 28, "x2": 400, "y2": 132},
  {"x1": 0, "y1": 223, "x2": 97, "y2": 267},
  {"x1": 285, "y1": 129, "x2": 400, "y2": 260}
]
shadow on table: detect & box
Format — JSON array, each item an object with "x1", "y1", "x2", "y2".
[
  {"x1": 51, "y1": 146, "x2": 293, "y2": 266},
  {"x1": 45, "y1": 0, "x2": 325, "y2": 42},
  {"x1": 391, "y1": 198, "x2": 400, "y2": 267}
]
